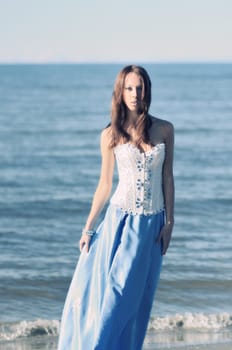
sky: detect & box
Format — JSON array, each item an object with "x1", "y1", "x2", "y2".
[{"x1": 0, "y1": 0, "x2": 232, "y2": 63}]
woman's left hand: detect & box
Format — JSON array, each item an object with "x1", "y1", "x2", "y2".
[{"x1": 156, "y1": 222, "x2": 173, "y2": 255}]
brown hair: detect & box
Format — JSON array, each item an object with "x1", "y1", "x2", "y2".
[{"x1": 109, "y1": 65, "x2": 152, "y2": 148}]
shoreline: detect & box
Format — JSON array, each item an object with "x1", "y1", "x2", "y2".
[
  {"x1": 154, "y1": 345, "x2": 232, "y2": 350},
  {"x1": 0, "y1": 337, "x2": 232, "y2": 350}
]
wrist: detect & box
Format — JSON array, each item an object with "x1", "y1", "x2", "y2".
[
  {"x1": 166, "y1": 219, "x2": 174, "y2": 226},
  {"x1": 82, "y1": 228, "x2": 96, "y2": 237}
]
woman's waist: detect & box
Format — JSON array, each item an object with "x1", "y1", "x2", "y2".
[{"x1": 110, "y1": 187, "x2": 164, "y2": 216}]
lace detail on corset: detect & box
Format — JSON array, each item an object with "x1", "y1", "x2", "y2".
[{"x1": 110, "y1": 143, "x2": 165, "y2": 215}]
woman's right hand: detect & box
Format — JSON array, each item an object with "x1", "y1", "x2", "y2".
[{"x1": 79, "y1": 234, "x2": 92, "y2": 253}]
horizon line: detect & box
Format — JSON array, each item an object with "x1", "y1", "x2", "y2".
[{"x1": 0, "y1": 59, "x2": 232, "y2": 65}]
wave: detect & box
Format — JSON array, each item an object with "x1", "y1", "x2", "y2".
[
  {"x1": 1, "y1": 312, "x2": 232, "y2": 343},
  {"x1": 148, "y1": 312, "x2": 232, "y2": 331},
  {"x1": 0, "y1": 319, "x2": 59, "y2": 342}
]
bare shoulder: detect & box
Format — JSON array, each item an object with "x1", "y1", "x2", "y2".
[
  {"x1": 151, "y1": 115, "x2": 174, "y2": 131},
  {"x1": 149, "y1": 115, "x2": 174, "y2": 143},
  {"x1": 101, "y1": 125, "x2": 112, "y2": 143},
  {"x1": 100, "y1": 125, "x2": 113, "y2": 151}
]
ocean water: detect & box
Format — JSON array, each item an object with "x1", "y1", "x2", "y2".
[{"x1": 0, "y1": 63, "x2": 232, "y2": 349}]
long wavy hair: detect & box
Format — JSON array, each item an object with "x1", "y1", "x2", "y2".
[{"x1": 109, "y1": 65, "x2": 152, "y2": 148}]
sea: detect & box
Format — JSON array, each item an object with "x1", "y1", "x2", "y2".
[{"x1": 0, "y1": 63, "x2": 231, "y2": 349}]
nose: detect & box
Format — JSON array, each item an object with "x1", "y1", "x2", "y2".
[{"x1": 132, "y1": 88, "x2": 138, "y2": 98}]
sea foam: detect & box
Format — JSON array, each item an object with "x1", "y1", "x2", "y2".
[
  {"x1": 0, "y1": 312, "x2": 232, "y2": 342},
  {"x1": 0, "y1": 319, "x2": 59, "y2": 342},
  {"x1": 148, "y1": 312, "x2": 232, "y2": 331}
]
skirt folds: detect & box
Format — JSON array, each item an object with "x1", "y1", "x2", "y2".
[{"x1": 58, "y1": 204, "x2": 164, "y2": 350}]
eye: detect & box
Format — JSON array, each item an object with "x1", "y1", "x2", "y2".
[{"x1": 125, "y1": 87, "x2": 133, "y2": 91}]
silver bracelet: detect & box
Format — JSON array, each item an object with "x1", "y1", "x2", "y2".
[
  {"x1": 82, "y1": 229, "x2": 95, "y2": 236},
  {"x1": 166, "y1": 220, "x2": 174, "y2": 225}
]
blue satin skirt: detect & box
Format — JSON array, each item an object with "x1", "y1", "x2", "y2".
[{"x1": 58, "y1": 204, "x2": 164, "y2": 350}]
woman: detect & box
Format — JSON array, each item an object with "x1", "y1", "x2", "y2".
[{"x1": 58, "y1": 65, "x2": 174, "y2": 350}]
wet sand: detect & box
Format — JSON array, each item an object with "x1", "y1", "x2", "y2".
[
  {"x1": 157, "y1": 345, "x2": 232, "y2": 350},
  {"x1": 0, "y1": 336, "x2": 232, "y2": 350}
]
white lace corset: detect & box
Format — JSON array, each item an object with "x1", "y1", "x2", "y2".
[{"x1": 110, "y1": 143, "x2": 165, "y2": 215}]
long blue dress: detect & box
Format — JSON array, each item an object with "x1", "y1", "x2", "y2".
[{"x1": 58, "y1": 142, "x2": 165, "y2": 350}]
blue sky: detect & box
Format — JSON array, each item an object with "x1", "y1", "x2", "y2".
[{"x1": 0, "y1": 0, "x2": 231, "y2": 63}]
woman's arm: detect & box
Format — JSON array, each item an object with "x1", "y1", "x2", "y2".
[
  {"x1": 80, "y1": 127, "x2": 115, "y2": 252},
  {"x1": 156, "y1": 122, "x2": 175, "y2": 255}
]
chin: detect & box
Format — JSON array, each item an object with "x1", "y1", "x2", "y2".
[{"x1": 129, "y1": 105, "x2": 139, "y2": 111}]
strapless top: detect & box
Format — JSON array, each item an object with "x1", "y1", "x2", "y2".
[{"x1": 110, "y1": 142, "x2": 165, "y2": 215}]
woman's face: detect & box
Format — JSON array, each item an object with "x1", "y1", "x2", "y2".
[{"x1": 122, "y1": 72, "x2": 143, "y2": 112}]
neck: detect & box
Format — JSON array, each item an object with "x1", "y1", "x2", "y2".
[{"x1": 126, "y1": 110, "x2": 139, "y2": 126}]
